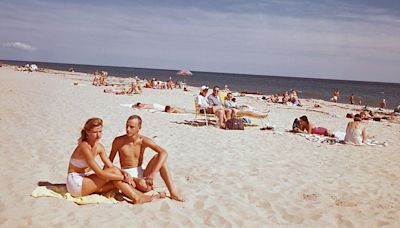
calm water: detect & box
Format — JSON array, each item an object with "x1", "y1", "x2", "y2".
[{"x1": 2, "y1": 59, "x2": 400, "y2": 109}]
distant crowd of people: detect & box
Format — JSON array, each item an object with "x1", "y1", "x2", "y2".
[
  {"x1": 332, "y1": 88, "x2": 389, "y2": 110},
  {"x1": 261, "y1": 89, "x2": 301, "y2": 106}
]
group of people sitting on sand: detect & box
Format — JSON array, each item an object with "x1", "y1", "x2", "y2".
[
  {"x1": 347, "y1": 108, "x2": 400, "y2": 123},
  {"x1": 292, "y1": 114, "x2": 367, "y2": 145},
  {"x1": 143, "y1": 77, "x2": 188, "y2": 91},
  {"x1": 92, "y1": 71, "x2": 109, "y2": 86},
  {"x1": 103, "y1": 79, "x2": 142, "y2": 95},
  {"x1": 262, "y1": 89, "x2": 301, "y2": 106},
  {"x1": 67, "y1": 115, "x2": 184, "y2": 204},
  {"x1": 16, "y1": 64, "x2": 48, "y2": 73},
  {"x1": 196, "y1": 85, "x2": 268, "y2": 128}
]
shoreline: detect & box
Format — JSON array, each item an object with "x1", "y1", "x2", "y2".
[{"x1": 1, "y1": 63, "x2": 397, "y2": 111}]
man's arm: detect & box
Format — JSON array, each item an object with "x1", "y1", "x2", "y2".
[{"x1": 207, "y1": 95, "x2": 214, "y2": 106}]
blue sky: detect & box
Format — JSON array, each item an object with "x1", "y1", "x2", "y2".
[{"x1": 1, "y1": 0, "x2": 400, "y2": 83}]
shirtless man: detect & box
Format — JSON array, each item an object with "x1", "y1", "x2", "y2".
[{"x1": 108, "y1": 115, "x2": 184, "y2": 201}]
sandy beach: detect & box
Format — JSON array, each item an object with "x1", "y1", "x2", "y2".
[{"x1": 1, "y1": 65, "x2": 399, "y2": 227}]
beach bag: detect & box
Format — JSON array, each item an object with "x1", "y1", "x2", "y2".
[
  {"x1": 225, "y1": 118, "x2": 244, "y2": 130},
  {"x1": 241, "y1": 117, "x2": 252, "y2": 124}
]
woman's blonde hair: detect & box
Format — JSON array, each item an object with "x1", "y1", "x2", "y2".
[{"x1": 78, "y1": 117, "x2": 103, "y2": 143}]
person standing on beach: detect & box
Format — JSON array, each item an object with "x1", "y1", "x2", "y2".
[
  {"x1": 331, "y1": 88, "x2": 340, "y2": 102},
  {"x1": 350, "y1": 94, "x2": 355, "y2": 105},
  {"x1": 108, "y1": 115, "x2": 184, "y2": 202},
  {"x1": 380, "y1": 99, "x2": 387, "y2": 109}
]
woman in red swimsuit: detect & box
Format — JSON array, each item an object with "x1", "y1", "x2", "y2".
[{"x1": 294, "y1": 115, "x2": 334, "y2": 137}]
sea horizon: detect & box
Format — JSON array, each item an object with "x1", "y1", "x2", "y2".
[
  {"x1": 2, "y1": 59, "x2": 399, "y2": 109},
  {"x1": 2, "y1": 58, "x2": 399, "y2": 85}
]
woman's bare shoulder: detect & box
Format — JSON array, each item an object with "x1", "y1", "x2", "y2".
[
  {"x1": 76, "y1": 141, "x2": 90, "y2": 151},
  {"x1": 97, "y1": 143, "x2": 106, "y2": 152}
]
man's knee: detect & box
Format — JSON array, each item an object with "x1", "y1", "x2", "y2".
[
  {"x1": 137, "y1": 179, "x2": 147, "y2": 188},
  {"x1": 136, "y1": 179, "x2": 152, "y2": 191}
]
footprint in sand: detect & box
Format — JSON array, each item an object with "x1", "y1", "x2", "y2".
[
  {"x1": 335, "y1": 199, "x2": 357, "y2": 207},
  {"x1": 303, "y1": 193, "x2": 318, "y2": 201}
]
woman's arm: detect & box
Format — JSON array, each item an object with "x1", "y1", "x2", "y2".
[
  {"x1": 82, "y1": 143, "x2": 123, "y2": 181},
  {"x1": 306, "y1": 123, "x2": 313, "y2": 134},
  {"x1": 362, "y1": 127, "x2": 367, "y2": 143},
  {"x1": 99, "y1": 144, "x2": 113, "y2": 169}
]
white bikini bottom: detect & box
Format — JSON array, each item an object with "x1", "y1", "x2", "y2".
[{"x1": 66, "y1": 172, "x2": 88, "y2": 197}]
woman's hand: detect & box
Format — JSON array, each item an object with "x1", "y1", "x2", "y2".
[{"x1": 122, "y1": 170, "x2": 135, "y2": 186}]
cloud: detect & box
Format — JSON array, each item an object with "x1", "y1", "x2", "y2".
[
  {"x1": 3, "y1": 41, "x2": 36, "y2": 51},
  {"x1": 1, "y1": 0, "x2": 400, "y2": 82}
]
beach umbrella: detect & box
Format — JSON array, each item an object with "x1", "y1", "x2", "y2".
[{"x1": 176, "y1": 69, "x2": 192, "y2": 83}]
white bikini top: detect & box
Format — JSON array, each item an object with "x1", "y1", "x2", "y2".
[
  {"x1": 69, "y1": 158, "x2": 88, "y2": 168},
  {"x1": 344, "y1": 127, "x2": 363, "y2": 145}
]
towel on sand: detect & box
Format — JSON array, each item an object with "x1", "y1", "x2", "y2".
[
  {"x1": 120, "y1": 103, "x2": 133, "y2": 108},
  {"x1": 31, "y1": 186, "x2": 119, "y2": 205},
  {"x1": 298, "y1": 132, "x2": 387, "y2": 146}
]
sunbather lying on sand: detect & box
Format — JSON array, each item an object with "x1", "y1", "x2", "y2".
[
  {"x1": 224, "y1": 93, "x2": 268, "y2": 118},
  {"x1": 132, "y1": 102, "x2": 186, "y2": 113},
  {"x1": 104, "y1": 83, "x2": 140, "y2": 95},
  {"x1": 292, "y1": 115, "x2": 334, "y2": 137}
]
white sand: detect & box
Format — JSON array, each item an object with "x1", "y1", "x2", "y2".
[{"x1": 0, "y1": 66, "x2": 399, "y2": 227}]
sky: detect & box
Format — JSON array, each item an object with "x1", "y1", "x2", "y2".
[{"x1": 1, "y1": 0, "x2": 400, "y2": 83}]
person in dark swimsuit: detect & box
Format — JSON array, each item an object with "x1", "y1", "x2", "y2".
[{"x1": 293, "y1": 115, "x2": 334, "y2": 137}]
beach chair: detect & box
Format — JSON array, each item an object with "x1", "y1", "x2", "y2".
[{"x1": 193, "y1": 97, "x2": 216, "y2": 126}]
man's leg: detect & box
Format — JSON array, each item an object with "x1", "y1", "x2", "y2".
[
  {"x1": 225, "y1": 108, "x2": 232, "y2": 119},
  {"x1": 144, "y1": 155, "x2": 184, "y2": 201},
  {"x1": 214, "y1": 109, "x2": 225, "y2": 128}
]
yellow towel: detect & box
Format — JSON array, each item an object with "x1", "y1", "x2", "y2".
[{"x1": 31, "y1": 186, "x2": 119, "y2": 205}]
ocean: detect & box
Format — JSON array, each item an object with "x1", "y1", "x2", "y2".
[{"x1": 2, "y1": 59, "x2": 399, "y2": 109}]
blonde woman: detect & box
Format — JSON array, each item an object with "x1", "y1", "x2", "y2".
[
  {"x1": 344, "y1": 114, "x2": 366, "y2": 145},
  {"x1": 66, "y1": 117, "x2": 160, "y2": 204}
]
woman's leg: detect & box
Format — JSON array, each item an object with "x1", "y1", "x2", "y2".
[
  {"x1": 237, "y1": 110, "x2": 268, "y2": 118},
  {"x1": 81, "y1": 167, "x2": 153, "y2": 204},
  {"x1": 224, "y1": 108, "x2": 232, "y2": 120}
]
